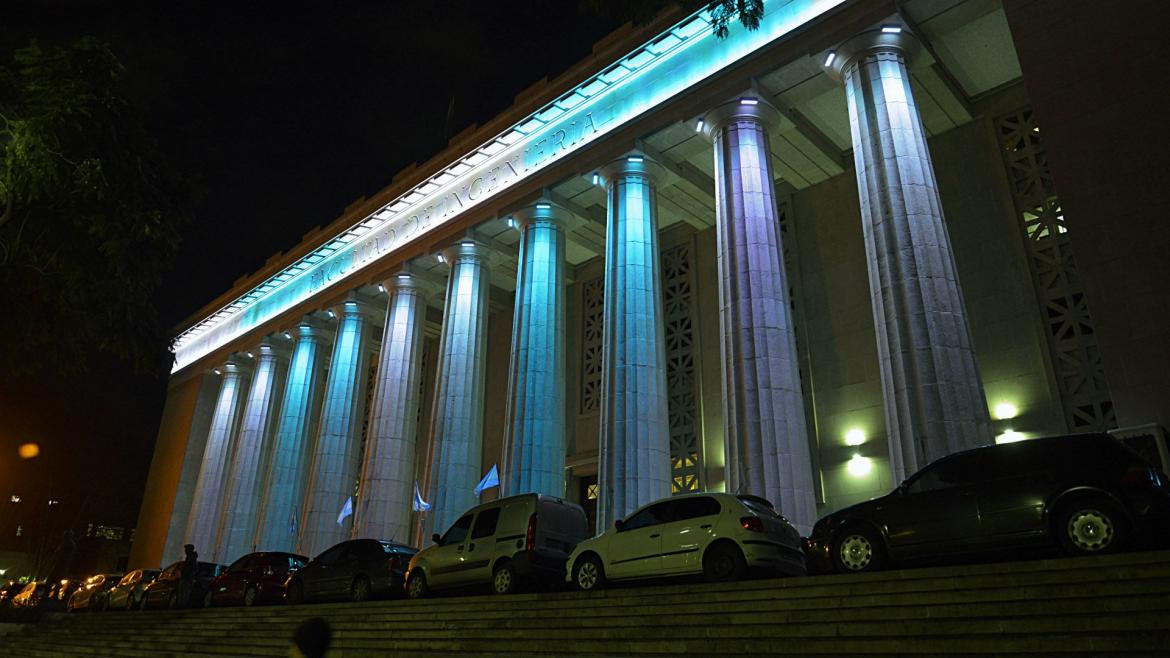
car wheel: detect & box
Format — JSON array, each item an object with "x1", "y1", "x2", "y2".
[
  {"x1": 1058, "y1": 499, "x2": 1127, "y2": 555},
  {"x1": 491, "y1": 561, "x2": 518, "y2": 595},
  {"x1": 243, "y1": 586, "x2": 258, "y2": 607},
  {"x1": 351, "y1": 576, "x2": 372, "y2": 603},
  {"x1": 572, "y1": 554, "x2": 605, "y2": 592},
  {"x1": 832, "y1": 527, "x2": 886, "y2": 574},
  {"x1": 703, "y1": 542, "x2": 747, "y2": 582},
  {"x1": 286, "y1": 580, "x2": 304, "y2": 605},
  {"x1": 406, "y1": 570, "x2": 428, "y2": 600}
]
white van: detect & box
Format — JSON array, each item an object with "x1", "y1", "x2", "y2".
[{"x1": 406, "y1": 493, "x2": 589, "y2": 597}]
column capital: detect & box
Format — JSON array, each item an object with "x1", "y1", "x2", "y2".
[
  {"x1": 441, "y1": 240, "x2": 488, "y2": 265},
  {"x1": 220, "y1": 354, "x2": 253, "y2": 376},
  {"x1": 509, "y1": 201, "x2": 568, "y2": 230},
  {"x1": 597, "y1": 153, "x2": 666, "y2": 189},
  {"x1": 700, "y1": 97, "x2": 782, "y2": 139},
  {"x1": 254, "y1": 333, "x2": 293, "y2": 361},
  {"x1": 331, "y1": 292, "x2": 382, "y2": 324},
  {"x1": 822, "y1": 26, "x2": 922, "y2": 81},
  {"x1": 382, "y1": 271, "x2": 425, "y2": 295},
  {"x1": 288, "y1": 315, "x2": 334, "y2": 344}
]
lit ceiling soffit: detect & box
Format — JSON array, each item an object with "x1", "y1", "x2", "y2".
[{"x1": 171, "y1": 0, "x2": 846, "y2": 373}]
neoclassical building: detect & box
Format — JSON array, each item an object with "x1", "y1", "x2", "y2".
[{"x1": 130, "y1": 0, "x2": 1170, "y2": 568}]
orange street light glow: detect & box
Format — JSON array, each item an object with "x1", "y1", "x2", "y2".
[{"x1": 18, "y1": 443, "x2": 40, "y2": 459}]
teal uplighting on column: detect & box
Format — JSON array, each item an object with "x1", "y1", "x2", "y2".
[
  {"x1": 299, "y1": 296, "x2": 379, "y2": 557},
  {"x1": 354, "y1": 274, "x2": 427, "y2": 543},
  {"x1": 596, "y1": 155, "x2": 672, "y2": 533},
  {"x1": 183, "y1": 355, "x2": 253, "y2": 554},
  {"x1": 255, "y1": 318, "x2": 332, "y2": 552},
  {"x1": 426, "y1": 242, "x2": 490, "y2": 538},
  {"x1": 214, "y1": 336, "x2": 290, "y2": 562},
  {"x1": 502, "y1": 203, "x2": 567, "y2": 498}
]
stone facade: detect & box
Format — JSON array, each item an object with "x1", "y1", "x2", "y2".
[{"x1": 130, "y1": 0, "x2": 1160, "y2": 569}]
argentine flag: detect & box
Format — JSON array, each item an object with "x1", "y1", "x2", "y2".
[
  {"x1": 336, "y1": 496, "x2": 354, "y2": 526},
  {"x1": 474, "y1": 464, "x2": 500, "y2": 497},
  {"x1": 413, "y1": 482, "x2": 431, "y2": 512}
]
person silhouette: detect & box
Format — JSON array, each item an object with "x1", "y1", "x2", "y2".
[{"x1": 177, "y1": 544, "x2": 198, "y2": 607}]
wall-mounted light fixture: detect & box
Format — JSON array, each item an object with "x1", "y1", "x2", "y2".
[
  {"x1": 847, "y1": 454, "x2": 873, "y2": 477},
  {"x1": 993, "y1": 402, "x2": 1019, "y2": 420}
]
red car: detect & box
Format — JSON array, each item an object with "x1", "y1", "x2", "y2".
[{"x1": 204, "y1": 552, "x2": 308, "y2": 607}]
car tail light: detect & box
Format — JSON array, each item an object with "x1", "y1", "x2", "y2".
[
  {"x1": 741, "y1": 516, "x2": 764, "y2": 532},
  {"x1": 525, "y1": 513, "x2": 538, "y2": 552},
  {"x1": 1121, "y1": 467, "x2": 1158, "y2": 488}
]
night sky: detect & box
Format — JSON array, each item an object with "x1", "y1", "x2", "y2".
[{"x1": 0, "y1": 0, "x2": 619, "y2": 531}]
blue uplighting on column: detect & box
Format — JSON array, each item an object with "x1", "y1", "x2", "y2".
[
  {"x1": 184, "y1": 357, "x2": 252, "y2": 555},
  {"x1": 254, "y1": 320, "x2": 331, "y2": 553},
  {"x1": 299, "y1": 299, "x2": 377, "y2": 558},
  {"x1": 215, "y1": 338, "x2": 289, "y2": 562},
  {"x1": 502, "y1": 204, "x2": 567, "y2": 498},
  {"x1": 596, "y1": 156, "x2": 672, "y2": 533},
  {"x1": 425, "y1": 243, "x2": 490, "y2": 538}
]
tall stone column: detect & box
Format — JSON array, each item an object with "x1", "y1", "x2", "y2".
[
  {"x1": 702, "y1": 99, "x2": 816, "y2": 532},
  {"x1": 255, "y1": 318, "x2": 332, "y2": 553},
  {"x1": 299, "y1": 296, "x2": 379, "y2": 557},
  {"x1": 214, "y1": 336, "x2": 290, "y2": 562},
  {"x1": 501, "y1": 203, "x2": 568, "y2": 498},
  {"x1": 354, "y1": 274, "x2": 427, "y2": 543},
  {"x1": 829, "y1": 29, "x2": 991, "y2": 481},
  {"x1": 596, "y1": 155, "x2": 672, "y2": 532},
  {"x1": 183, "y1": 355, "x2": 252, "y2": 555},
  {"x1": 425, "y1": 242, "x2": 490, "y2": 537}
]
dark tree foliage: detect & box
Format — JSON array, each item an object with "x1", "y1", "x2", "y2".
[
  {"x1": 0, "y1": 38, "x2": 192, "y2": 376},
  {"x1": 580, "y1": 0, "x2": 764, "y2": 38}
]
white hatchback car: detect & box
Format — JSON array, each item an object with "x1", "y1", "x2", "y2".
[{"x1": 566, "y1": 493, "x2": 805, "y2": 591}]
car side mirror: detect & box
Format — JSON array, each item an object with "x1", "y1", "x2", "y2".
[
  {"x1": 613, "y1": 519, "x2": 625, "y2": 532},
  {"x1": 432, "y1": 533, "x2": 442, "y2": 545}
]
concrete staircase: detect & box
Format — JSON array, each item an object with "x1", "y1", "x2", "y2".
[{"x1": 2, "y1": 550, "x2": 1168, "y2": 657}]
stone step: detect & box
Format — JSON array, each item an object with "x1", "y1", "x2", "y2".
[
  {"x1": 47, "y1": 573, "x2": 1170, "y2": 633},
  {"x1": 43, "y1": 591, "x2": 1170, "y2": 640},
  {"x1": 53, "y1": 559, "x2": 1170, "y2": 626},
  {"x1": 44, "y1": 609, "x2": 1170, "y2": 641},
  {"x1": 27, "y1": 630, "x2": 1170, "y2": 655},
  {"x1": 3, "y1": 551, "x2": 1167, "y2": 656}
]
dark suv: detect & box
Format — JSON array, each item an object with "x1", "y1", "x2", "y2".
[{"x1": 805, "y1": 433, "x2": 1170, "y2": 573}]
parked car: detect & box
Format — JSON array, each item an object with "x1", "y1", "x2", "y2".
[
  {"x1": 141, "y1": 561, "x2": 224, "y2": 609},
  {"x1": 10, "y1": 581, "x2": 48, "y2": 608},
  {"x1": 804, "y1": 433, "x2": 1170, "y2": 574},
  {"x1": 206, "y1": 552, "x2": 308, "y2": 607},
  {"x1": 48, "y1": 579, "x2": 82, "y2": 604},
  {"x1": 101, "y1": 569, "x2": 160, "y2": 611},
  {"x1": 0, "y1": 581, "x2": 23, "y2": 608},
  {"x1": 408, "y1": 493, "x2": 590, "y2": 598},
  {"x1": 565, "y1": 492, "x2": 804, "y2": 591},
  {"x1": 286, "y1": 539, "x2": 416, "y2": 604},
  {"x1": 66, "y1": 574, "x2": 122, "y2": 613}
]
